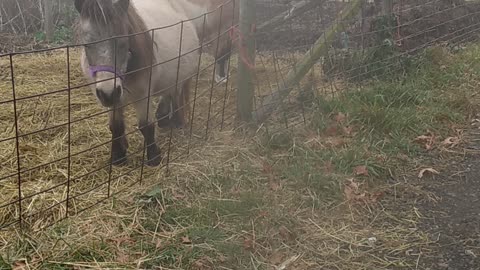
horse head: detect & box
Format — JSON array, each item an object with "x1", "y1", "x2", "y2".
[{"x1": 75, "y1": 0, "x2": 132, "y2": 107}]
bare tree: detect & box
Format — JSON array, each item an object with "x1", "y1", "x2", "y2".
[
  {"x1": 44, "y1": 0, "x2": 54, "y2": 41},
  {"x1": 0, "y1": 0, "x2": 75, "y2": 38}
]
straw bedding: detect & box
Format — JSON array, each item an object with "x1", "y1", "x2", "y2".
[{"x1": 0, "y1": 48, "x2": 243, "y2": 231}]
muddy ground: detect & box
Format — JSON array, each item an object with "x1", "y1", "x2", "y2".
[{"x1": 417, "y1": 130, "x2": 480, "y2": 269}]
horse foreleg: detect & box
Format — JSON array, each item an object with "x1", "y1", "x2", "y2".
[
  {"x1": 215, "y1": 57, "x2": 228, "y2": 84},
  {"x1": 215, "y1": 39, "x2": 232, "y2": 84},
  {"x1": 156, "y1": 95, "x2": 172, "y2": 128},
  {"x1": 109, "y1": 106, "x2": 128, "y2": 166},
  {"x1": 171, "y1": 79, "x2": 192, "y2": 129},
  {"x1": 172, "y1": 91, "x2": 185, "y2": 129},
  {"x1": 135, "y1": 99, "x2": 161, "y2": 166},
  {"x1": 183, "y1": 79, "x2": 191, "y2": 124}
]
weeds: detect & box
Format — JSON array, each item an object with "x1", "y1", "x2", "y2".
[{"x1": 2, "y1": 44, "x2": 480, "y2": 269}]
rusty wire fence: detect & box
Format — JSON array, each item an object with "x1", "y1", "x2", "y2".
[
  {"x1": 1, "y1": 0, "x2": 480, "y2": 233},
  {"x1": 253, "y1": 0, "x2": 480, "y2": 135},
  {"x1": 0, "y1": 0, "x2": 240, "y2": 232}
]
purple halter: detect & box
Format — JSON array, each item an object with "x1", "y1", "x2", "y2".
[{"x1": 89, "y1": 65, "x2": 126, "y2": 81}]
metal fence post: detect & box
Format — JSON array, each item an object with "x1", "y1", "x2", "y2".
[{"x1": 237, "y1": 0, "x2": 256, "y2": 122}]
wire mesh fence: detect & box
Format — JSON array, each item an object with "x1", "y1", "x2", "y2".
[
  {"x1": 0, "y1": 0, "x2": 479, "y2": 234},
  {"x1": 254, "y1": 0, "x2": 480, "y2": 135}
]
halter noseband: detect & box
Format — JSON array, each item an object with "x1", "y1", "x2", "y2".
[{"x1": 89, "y1": 65, "x2": 126, "y2": 81}]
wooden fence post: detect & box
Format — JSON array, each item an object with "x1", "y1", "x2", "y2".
[
  {"x1": 44, "y1": 0, "x2": 54, "y2": 42},
  {"x1": 237, "y1": 0, "x2": 256, "y2": 122},
  {"x1": 253, "y1": 0, "x2": 363, "y2": 123}
]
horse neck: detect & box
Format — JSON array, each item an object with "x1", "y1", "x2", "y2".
[{"x1": 125, "y1": 4, "x2": 155, "y2": 79}]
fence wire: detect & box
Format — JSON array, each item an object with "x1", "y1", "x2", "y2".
[
  {"x1": 0, "y1": 0, "x2": 479, "y2": 233},
  {"x1": 254, "y1": 0, "x2": 480, "y2": 135}
]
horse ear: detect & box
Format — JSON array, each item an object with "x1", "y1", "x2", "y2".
[
  {"x1": 113, "y1": 0, "x2": 130, "y2": 13},
  {"x1": 74, "y1": 0, "x2": 84, "y2": 13}
]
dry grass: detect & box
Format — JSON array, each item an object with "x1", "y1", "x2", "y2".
[
  {"x1": 0, "y1": 44, "x2": 478, "y2": 269},
  {"x1": 0, "y1": 48, "x2": 245, "y2": 232}
]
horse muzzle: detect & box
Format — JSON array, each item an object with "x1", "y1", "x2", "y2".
[{"x1": 96, "y1": 85, "x2": 122, "y2": 107}]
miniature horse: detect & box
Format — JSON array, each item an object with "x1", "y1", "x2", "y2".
[{"x1": 75, "y1": 0, "x2": 199, "y2": 166}]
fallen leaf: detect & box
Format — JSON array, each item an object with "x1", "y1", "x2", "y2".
[
  {"x1": 257, "y1": 210, "x2": 269, "y2": 218},
  {"x1": 172, "y1": 190, "x2": 186, "y2": 200},
  {"x1": 12, "y1": 261, "x2": 27, "y2": 270},
  {"x1": 116, "y1": 251, "x2": 130, "y2": 263},
  {"x1": 415, "y1": 135, "x2": 433, "y2": 142},
  {"x1": 263, "y1": 161, "x2": 281, "y2": 191},
  {"x1": 325, "y1": 124, "x2": 339, "y2": 136},
  {"x1": 269, "y1": 181, "x2": 281, "y2": 191},
  {"x1": 279, "y1": 226, "x2": 296, "y2": 242},
  {"x1": 334, "y1": 112, "x2": 346, "y2": 123},
  {"x1": 269, "y1": 251, "x2": 285, "y2": 265},
  {"x1": 192, "y1": 260, "x2": 205, "y2": 269},
  {"x1": 397, "y1": 153, "x2": 410, "y2": 161},
  {"x1": 369, "y1": 191, "x2": 384, "y2": 203},
  {"x1": 192, "y1": 256, "x2": 213, "y2": 270},
  {"x1": 414, "y1": 133, "x2": 435, "y2": 150},
  {"x1": 345, "y1": 189, "x2": 366, "y2": 202},
  {"x1": 353, "y1": 165, "x2": 369, "y2": 176},
  {"x1": 343, "y1": 179, "x2": 383, "y2": 204},
  {"x1": 375, "y1": 154, "x2": 387, "y2": 163},
  {"x1": 346, "y1": 178, "x2": 361, "y2": 190},
  {"x1": 155, "y1": 239, "x2": 166, "y2": 249},
  {"x1": 217, "y1": 254, "x2": 227, "y2": 263},
  {"x1": 344, "y1": 179, "x2": 365, "y2": 201},
  {"x1": 442, "y1": 137, "x2": 460, "y2": 148},
  {"x1": 342, "y1": 126, "x2": 353, "y2": 136},
  {"x1": 243, "y1": 237, "x2": 254, "y2": 251},
  {"x1": 262, "y1": 161, "x2": 274, "y2": 174},
  {"x1": 326, "y1": 137, "x2": 346, "y2": 147},
  {"x1": 418, "y1": 168, "x2": 440, "y2": 178},
  {"x1": 181, "y1": 236, "x2": 192, "y2": 244}
]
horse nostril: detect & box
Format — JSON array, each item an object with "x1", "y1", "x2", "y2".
[
  {"x1": 114, "y1": 86, "x2": 121, "y2": 97},
  {"x1": 96, "y1": 88, "x2": 105, "y2": 101},
  {"x1": 112, "y1": 86, "x2": 122, "y2": 102}
]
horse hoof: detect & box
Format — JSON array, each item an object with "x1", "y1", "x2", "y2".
[
  {"x1": 146, "y1": 147, "x2": 161, "y2": 167},
  {"x1": 146, "y1": 155, "x2": 161, "y2": 167},
  {"x1": 157, "y1": 117, "x2": 171, "y2": 129},
  {"x1": 111, "y1": 156, "x2": 127, "y2": 166},
  {"x1": 214, "y1": 74, "x2": 226, "y2": 84},
  {"x1": 173, "y1": 119, "x2": 186, "y2": 129}
]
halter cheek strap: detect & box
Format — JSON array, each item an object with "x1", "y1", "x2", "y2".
[{"x1": 88, "y1": 65, "x2": 126, "y2": 81}]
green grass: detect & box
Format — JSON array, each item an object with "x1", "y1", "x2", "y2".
[
  {"x1": 312, "y1": 45, "x2": 477, "y2": 176},
  {"x1": 136, "y1": 44, "x2": 478, "y2": 268}
]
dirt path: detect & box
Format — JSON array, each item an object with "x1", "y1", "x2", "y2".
[{"x1": 419, "y1": 131, "x2": 480, "y2": 269}]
